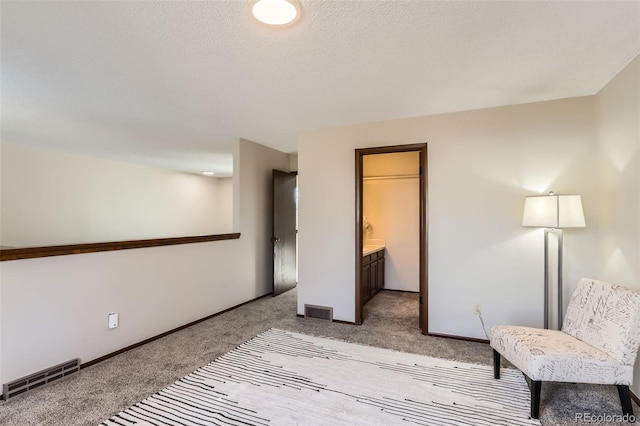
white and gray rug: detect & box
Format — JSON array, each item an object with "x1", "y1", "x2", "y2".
[{"x1": 101, "y1": 328, "x2": 540, "y2": 426}]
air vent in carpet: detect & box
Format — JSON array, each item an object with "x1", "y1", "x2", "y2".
[
  {"x1": 304, "y1": 304, "x2": 333, "y2": 321},
  {"x1": 2, "y1": 358, "x2": 80, "y2": 400}
]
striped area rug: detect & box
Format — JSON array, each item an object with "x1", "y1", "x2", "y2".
[{"x1": 101, "y1": 329, "x2": 540, "y2": 426}]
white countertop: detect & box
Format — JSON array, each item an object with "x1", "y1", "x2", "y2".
[{"x1": 363, "y1": 244, "x2": 385, "y2": 256}]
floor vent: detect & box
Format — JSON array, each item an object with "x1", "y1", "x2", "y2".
[
  {"x1": 3, "y1": 358, "x2": 80, "y2": 400},
  {"x1": 304, "y1": 304, "x2": 333, "y2": 321}
]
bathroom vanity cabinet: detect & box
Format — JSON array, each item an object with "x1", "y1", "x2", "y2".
[{"x1": 361, "y1": 248, "x2": 385, "y2": 304}]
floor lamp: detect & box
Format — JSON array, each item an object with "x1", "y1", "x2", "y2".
[{"x1": 522, "y1": 192, "x2": 585, "y2": 329}]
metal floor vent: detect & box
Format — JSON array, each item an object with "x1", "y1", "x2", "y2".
[
  {"x1": 3, "y1": 358, "x2": 80, "y2": 400},
  {"x1": 304, "y1": 304, "x2": 333, "y2": 321}
]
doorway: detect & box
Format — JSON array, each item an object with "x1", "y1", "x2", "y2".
[
  {"x1": 355, "y1": 144, "x2": 428, "y2": 334},
  {"x1": 272, "y1": 170, "x2": 298, "y2": 296}
]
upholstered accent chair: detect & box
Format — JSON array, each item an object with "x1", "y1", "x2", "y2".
[{"x1": 491, "y1": 278, "x2": 640, "y2": 419}]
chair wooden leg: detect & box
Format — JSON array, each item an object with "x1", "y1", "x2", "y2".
[
  {"x1": 530, "y1": 380, "x2": 542, "y2": 419},
  {"x1": 617, "y1": 385, "x2": 634, "y2": 417},
  {"x1": 493, "y1": 349, "x2": 500, "y2": 379}
]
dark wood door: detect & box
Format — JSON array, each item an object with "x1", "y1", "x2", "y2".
[{"x1": 272, "y1": 170, "x2": 297, "y2": 296}]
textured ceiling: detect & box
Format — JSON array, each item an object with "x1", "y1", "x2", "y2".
[{"x1": 2, "y1": 1, "x2": 639, "y2": 175}]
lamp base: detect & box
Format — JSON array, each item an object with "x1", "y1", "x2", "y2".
[{"x1": 544, "y1": 229, "x2": 563, "y2": 330}]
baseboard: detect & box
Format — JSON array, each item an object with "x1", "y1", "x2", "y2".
[
  {"x1": 428, "y1": 332, "x2": 489, "y2": 344},
  {"x1": 295, "y1": 314, "x2": 487, "y2": 339},
  {"x1": 632, "y1": 389, "x2": 640, "y2": 406},
  {"x1": 381, "y1": 289, "x2": 420, "y2": 294},
  {"x1": 333, "y1": 319, "x2": 357, "y2": 325},
  {"x1": 296, "y1": 314, "x2": 488, "y2": 344},
  {"x1": 80, "y1": 292, "x2": 272, "y2": 370},
  {"x1": 0, "y1": 293, "x2": 272, "y2": 401},
  {"x1": 295, "y1": 313, "x2": 356, "y2": 325}
]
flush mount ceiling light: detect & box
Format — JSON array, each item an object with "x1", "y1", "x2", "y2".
[
  {"x1": 251, "y1": 0, "x2": 301, "y2": 26},
  {"x1": 201, "y1": 171, "x2": 214, "y2": 176}
]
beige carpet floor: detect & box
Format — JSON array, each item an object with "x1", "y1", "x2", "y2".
[{"x1": 0, "y1": 288, "x2": 637, "y2": 425}]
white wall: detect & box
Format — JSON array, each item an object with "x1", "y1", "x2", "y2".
[
  {"x1": 0, "y1": 142, "x2": 233, "y2": 247},
  {"x1": 299, "y1": 57, "x2": 640, "y2": 396},
  {"x1": 0, "y1": 138, "x2": 289, "y2": 394},
  {"x1": 235, "y1": 138, "x2": 291, "y2": 292},
  {"x1": 363, "y1": 152, "x2": 420, "y2": 292},
  {"x1": 363, "y1": 152, "x2": 420, "y2": 178},
  {"x1": 298, "y1": 96, "x2": 599, "y2": 338},
  {"x1": 289, "y1": 153, "x2": 298, "y2": 172},
  {"x1": 594, "y1": 56, "x2": 640, "y2": 287},
  {"x1": 216, "y1": 177, "x2": 234, "y2": 235},
  {"x1": 594, "y1": 55, "x2": 640, "y2": 395}
]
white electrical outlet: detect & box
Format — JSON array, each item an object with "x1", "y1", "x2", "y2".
[
  {"x1": 108, "y1": 312, "x2": 119, "y2": 329},
  {"x1": 473, "y1": 304, "x2": 481, "y2": 315}
]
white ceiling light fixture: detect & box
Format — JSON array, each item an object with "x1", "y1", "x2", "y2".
[
  {"x1": 201, "y1": 171, "x2": 215, "y2": 176},
  {"x1": 251, "y1": 0, "x2": 301, "y2": 26}
]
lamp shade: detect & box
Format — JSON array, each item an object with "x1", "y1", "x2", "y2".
[{"x1": 522, "y1": 194, "x2": 585, "y2": 228}]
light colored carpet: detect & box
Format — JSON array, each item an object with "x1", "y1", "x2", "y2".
[
  {"x1": 102, "y1": 328, "x2": 540, "y2": 426},
  {"x1": 0, "y1": 288, "x2": 637, "y2": 425}
]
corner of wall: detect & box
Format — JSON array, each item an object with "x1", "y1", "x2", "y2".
[
  {"x1": 289, "y1": 153, "x2": 298, "y2": 172},
  {"x1": 232, "y1": 140, "x2": 241, "y2": 233},
  {"x1": 593, "y1": 55, "x2": 640, "y2": 397}
]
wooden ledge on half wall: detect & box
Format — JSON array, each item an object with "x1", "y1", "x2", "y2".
[{"x1": 0, "y1": 233, "x2": 241, "y2": 261}]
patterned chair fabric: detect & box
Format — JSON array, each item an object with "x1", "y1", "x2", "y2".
[
  {"x1": 490, "y1": 325, "x2": 634, "y2": 384},
  {"x1": 562, "y1": 279, "x2": 640, "y2": 366},
  {"x1": 490, "y1": 278, "x2": 640, "y2": 419}
]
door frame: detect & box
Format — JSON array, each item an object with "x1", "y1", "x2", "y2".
[{"x1": 355, "y1": 143, "x2": 428, "y2": 334}]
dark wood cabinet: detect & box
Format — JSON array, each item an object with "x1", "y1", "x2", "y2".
[
  {"x1": 361, "y1": 248, "x2": 385, "y2": 305},
  {"x1": 361, "y1": 263, "x2": 371, "y2": 304},
  {"x1": 376, "y1": 255, "x2": 385, "y2": 292}
]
